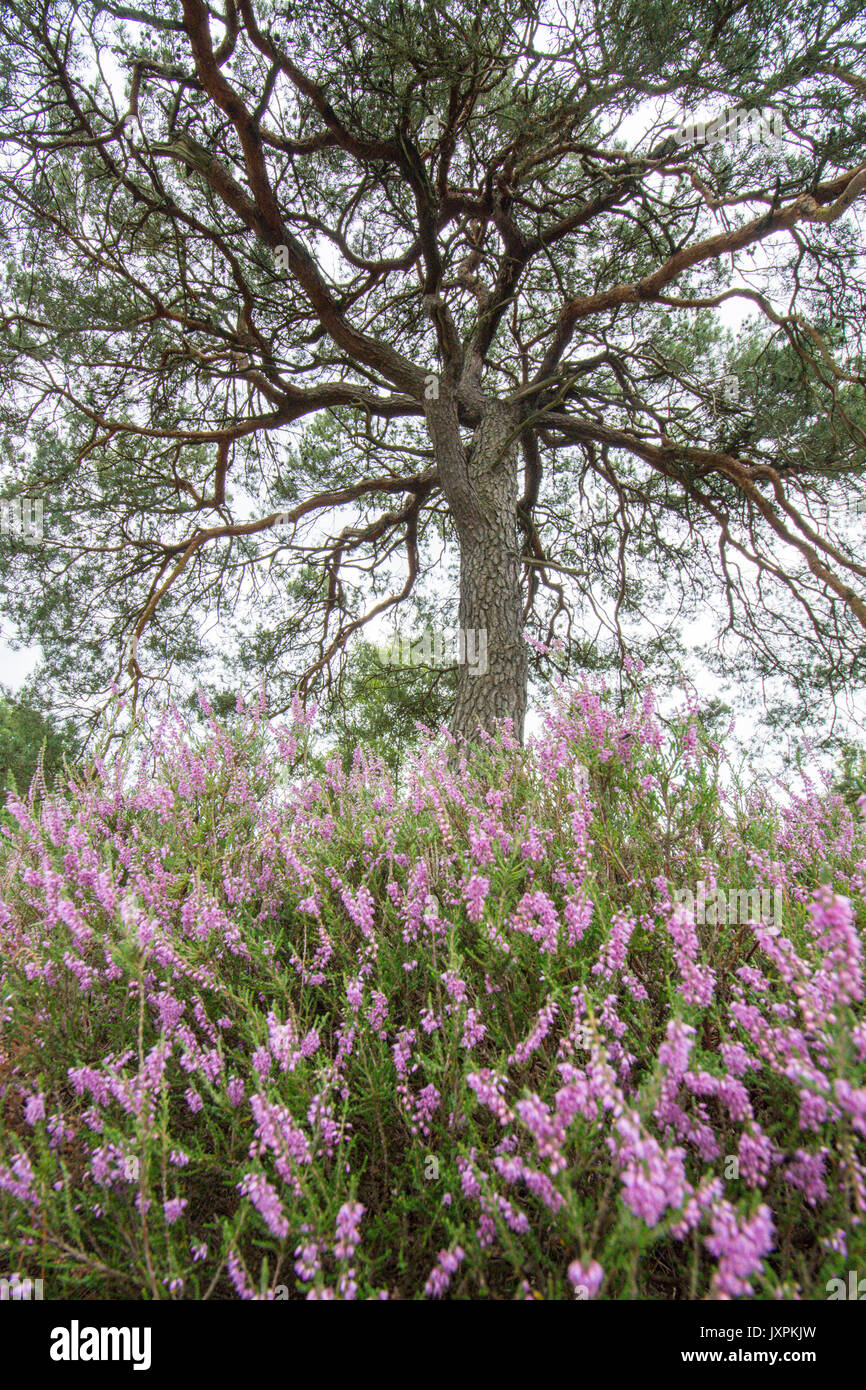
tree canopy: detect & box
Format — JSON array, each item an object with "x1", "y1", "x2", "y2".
[{"x1": 1, "y1": 0, "x2": 865, "y2": 746}]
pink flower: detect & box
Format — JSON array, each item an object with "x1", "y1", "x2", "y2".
[
  {"x1": 461, "y1": 1008, "x2": 487, "y2": 1049},
  {"x1": 424, "y1": 1246, "x2": 465, "y2": 1298},
  {"x1": 237, "y1": 1172, "x2": 289, "y2": 1239},
  {"x1": 567, "y1": 1260, "x2": 604, "y2": 1298},
  {"x1": 24, "y1": 1092, "x2": 45, "y2": 1126},
  {"x1": 463, "y1": 875, "x2": 490, "y2": 922},
  {"x1": 705, "y1": 1202, "x2": 775, "y2": 1298},
  {"x1": 334, "y1": 1200, "x2": 365, "y2": 1260}
]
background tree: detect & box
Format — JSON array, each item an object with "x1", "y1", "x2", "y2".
[
  {"x1": 0, "y1": 683, "x2": 81, "y2": 802},
  {"x1": 834, "y1": 739, "x2": 866, "y2": 813},
  {"x1": 1, "y1": 0, "x2": 865, "y2": 748},
  {"x1": 317, "y1": 636, "x2": 457, "y2": 779}
]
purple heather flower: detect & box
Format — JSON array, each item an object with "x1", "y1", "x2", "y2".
[
  {"x1": 567, "y1": 1260, "x2": 604, "y2": 1298},
  {"x1": 24, "y1": 1092, "x2": 46, "y2": 1126},
  {"x1": 334, "y1": 1200, "x2": 365, "y2": 1260},
  {"x1": 424, "y1": 1246, "x2": 465, "y2": 1298}
]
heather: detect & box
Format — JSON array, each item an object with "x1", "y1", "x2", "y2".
[{"x1": 0, "y1": 678, "x2": 864, "y2": 1300}]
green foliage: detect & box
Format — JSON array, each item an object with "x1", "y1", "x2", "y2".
[
  {"x1": 0, "y1": 683, "x2": 80, "y2": 801},
  {"x1": 834, "y1": 741, "x2": 866, "y2": 812},
  {"x1": 318, "y1": 639, "x2": 456, "y2": 778}
]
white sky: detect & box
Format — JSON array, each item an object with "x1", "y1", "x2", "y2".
[{"x1": 0, "y1": 629, "x2": 39, "y2": 692}]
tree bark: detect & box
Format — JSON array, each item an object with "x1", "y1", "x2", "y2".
[{"x1": 425, "y1": 392, "x2": 528, "y2": 743}]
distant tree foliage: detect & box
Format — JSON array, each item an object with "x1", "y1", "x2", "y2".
[
  {"x1": 319, "y1": 638, "x2": 457, "y2": 779},
  {"x1": 0, "y1": 685, "x2": 80, "y2": 799},
  {"x1": 834, "y1": 741, "x2": 866, "y2": 812}
]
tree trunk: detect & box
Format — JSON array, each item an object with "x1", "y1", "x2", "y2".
[{"x1": 425, "y1": 393, "x2": 528, "y2": 743}]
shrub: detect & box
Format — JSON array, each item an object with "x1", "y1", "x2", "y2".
[{"x1": 0, "y1": 679, "x2": 863, "y2": 1299}]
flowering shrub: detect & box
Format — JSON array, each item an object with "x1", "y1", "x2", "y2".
[{"x1": 0, "y1": 680, "x2": 864, "y2": 1300}]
